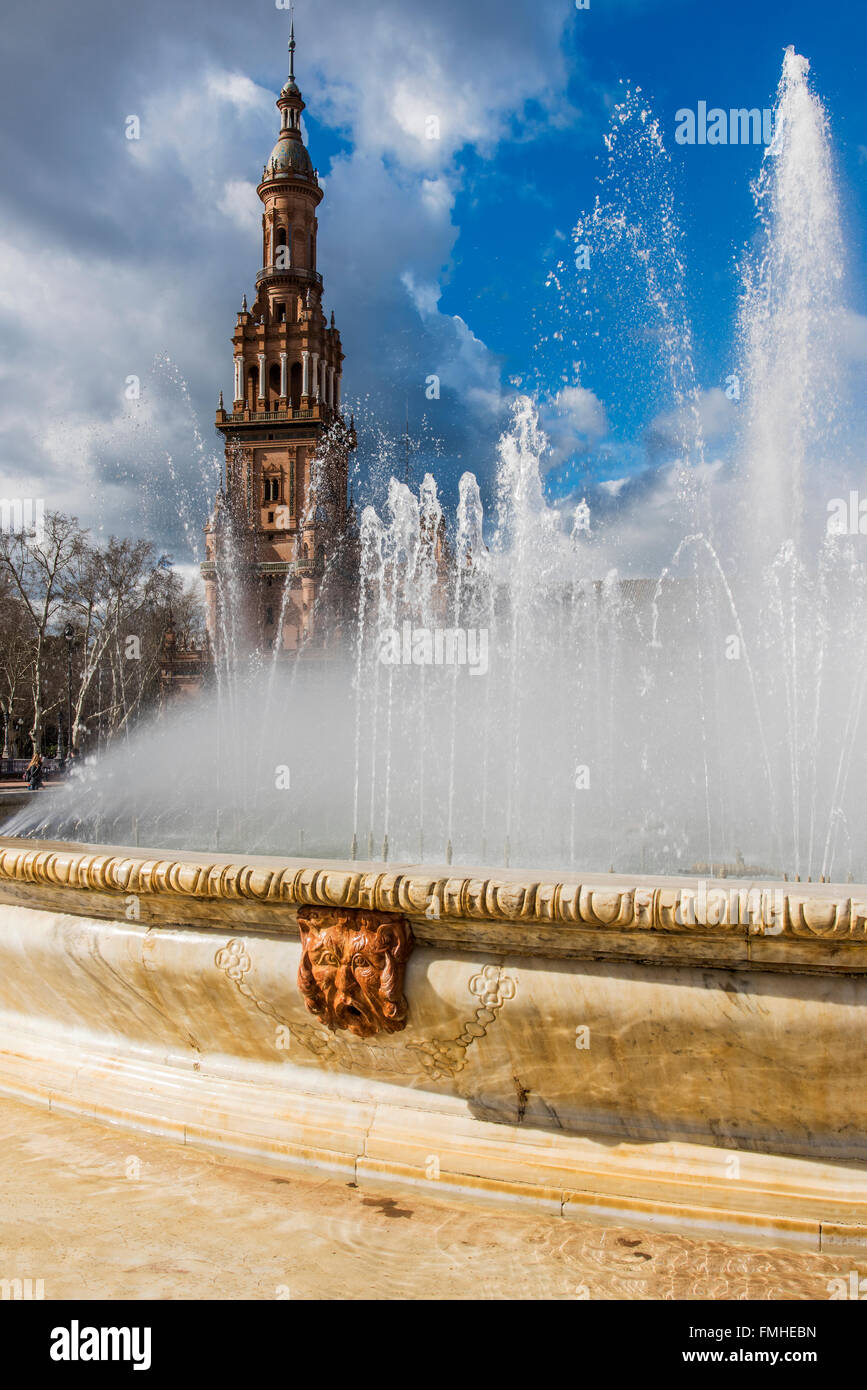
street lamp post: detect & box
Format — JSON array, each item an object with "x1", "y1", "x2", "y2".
[{"x1": 63, "y1": 623, "x2": 75, "y2": 766}]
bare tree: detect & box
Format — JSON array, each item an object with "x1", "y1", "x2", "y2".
[
  {"x1": 63, "y1": 537, "x2": 163, "y2": 747},
  {"x1": 0, "y1": 512, "x2": 206, "y2": 756},
  {"x1": 0, "y1": 513, "x2": 86, "y2": 752},
  {"x1": 0, "y1": 582, "x2": 35, "y2": 758}
]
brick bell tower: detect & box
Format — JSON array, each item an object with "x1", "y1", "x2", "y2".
[{"x1": 203, "y1": 22, "x2": 357, "y2": 658}]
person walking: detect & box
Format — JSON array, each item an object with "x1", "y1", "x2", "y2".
[{"x1": 24, "y1": 752, "x2": 44, "y2": 791}]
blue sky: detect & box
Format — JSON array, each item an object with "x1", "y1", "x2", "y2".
[{"x1": 0, "y1": 0, "x2": 863, "y2": 577}]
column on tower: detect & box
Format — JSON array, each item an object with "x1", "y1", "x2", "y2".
[
  {"x1": 320, "y1": 360, "x2": 327, "y2": 403},
  {"x1": 311, "y1": 352, "x2": 319, "y2": 400},
  {"x1": 302, "y1": 350, "x2": 310, "y2": 398},
  {"x1": 279, "y1": 352, "x2": 288, "y2": 399},
  {"x1": 327, "y1": 365, "x2": 334, "y2": 409},
  {"x1": 234, "y1": 356, "x2": 243, "y2": 403},
  {"x1": 257, "y1": 353, "x2": 266, "y2": 401}
]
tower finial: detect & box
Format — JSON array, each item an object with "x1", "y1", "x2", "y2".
[{"x1": 289, "y1": 8, "x2": 296, "y2": 82}]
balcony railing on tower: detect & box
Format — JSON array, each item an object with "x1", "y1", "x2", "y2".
[
  {"x1": 216, "y1": 402, "x2": 343, "y2": 424},
  {"x1": 255, "y1": 267, "x2": 323, "y2": 289}
]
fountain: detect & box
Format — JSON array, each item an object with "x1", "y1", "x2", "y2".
[{"x1": 2, "y1": 49, "x2": 867, "y2": 1251}]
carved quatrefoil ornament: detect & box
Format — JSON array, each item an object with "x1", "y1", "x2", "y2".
[{"x1": 296, "y1": 905, "x2": 414, "y2": 1039}]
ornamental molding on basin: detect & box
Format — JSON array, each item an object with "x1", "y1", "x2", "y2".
[
  {"x1": 4, "y1": 833, "x2": 867, "y2": 1248},
  {"x1": 1, "y1": 838, "x2": 867, "y2": 963}
]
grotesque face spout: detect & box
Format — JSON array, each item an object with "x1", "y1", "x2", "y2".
[{"x1": 296, "y1": 907, "x2": 414, "y2": 1038}]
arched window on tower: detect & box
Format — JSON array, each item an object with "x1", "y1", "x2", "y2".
[
  {"x1": 269, "y1": 362, "x2": 281, "y2": 405},
  {"x1": 263, "y1": 476, "x2": 279, "y2": 504},
  {"x1": 246, "y1": 366, "x2": 258, "y2": 409},
  {"x1": 275, "y1": 226, "x2": 290, "y2": 268}
]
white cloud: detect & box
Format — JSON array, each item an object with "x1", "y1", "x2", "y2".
[
  {"x1": 556, "y1": 385, "x2": 608, "y2": 438},
  {"x1": 206, "y1": 70, "x2": 268, "y2": 111},
  {"x1": 218, "y1": 179, "x2": 260, "y2": 231},
  {"x1": 401, "y1": 271, "x2": 442, "y2": 318},
  {"x1": 420, "y1": 177, "x2": 455, "y2": 219},
  {"x1": 647, "y1": 386, "x2": 738, "y2": 454},
  {"x1": 399, "y1": 274, "x2": 505, "y2": 415},
  {"x1": 540, "y1": 384, "x2": 609, "y2": 472},
  {"x1": 125, "y1": 67, "x2": 271, "y2": 200},
  {"x1": 311, "y1": 3, "x2": 575, "y2": 169}
]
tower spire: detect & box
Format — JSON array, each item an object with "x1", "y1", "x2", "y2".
[{"x1": 289, "y1": 8, "x2": 296, "y2": 82}]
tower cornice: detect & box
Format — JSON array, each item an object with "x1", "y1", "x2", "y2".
[{"x1": 257, "y1": 175, "x2": 323, "y2": 205}]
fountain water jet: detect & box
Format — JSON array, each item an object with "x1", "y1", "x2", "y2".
[{"x1": 2, "y1": 49, "x2": 864, "y2": 884}]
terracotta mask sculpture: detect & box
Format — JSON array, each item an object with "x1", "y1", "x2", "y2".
[{"x1": 296, "y1": 906, "x2": 414, "y2": 1038}]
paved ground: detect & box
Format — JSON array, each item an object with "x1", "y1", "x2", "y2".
[
  {"x1": 0, "y1": 781, "x2": 62, "y2": 792},
  {"x1": 0, "y1": 1094, "x2": 850, "y2": 1300}
]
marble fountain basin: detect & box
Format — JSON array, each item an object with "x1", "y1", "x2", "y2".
[{"x1": 1, "y1": 833, "x2": 867, "y2": 1253}]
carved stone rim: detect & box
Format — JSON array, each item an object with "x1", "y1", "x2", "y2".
[{"x1": 0, "y1": 837, "x2": 866, "y2": 946}]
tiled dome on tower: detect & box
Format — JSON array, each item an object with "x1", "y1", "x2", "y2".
[{"x1": 263, "y1": 134, "x2": 314, "y2": 183}]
